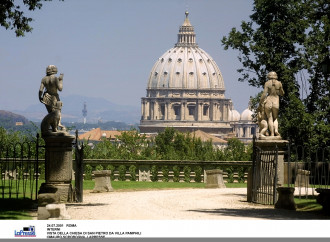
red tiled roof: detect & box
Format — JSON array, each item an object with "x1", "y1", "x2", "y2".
[{"x1": 78, "y1": 128, "x2": 122, "y2": 141}]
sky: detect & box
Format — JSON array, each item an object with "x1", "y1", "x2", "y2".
[{"x1": 0, "y1": 0, "x2": 261, "y2": 116}]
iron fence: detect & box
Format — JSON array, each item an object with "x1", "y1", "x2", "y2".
[
  {"x1": 286, "y1": 145, "x2": 330, "y2": 199},
  {"x1": 0, "y1": 134, "x2": 43, "y2": 201},
  {"x1": 251, "y1": 146, "x2": 278, "y2": 205}
]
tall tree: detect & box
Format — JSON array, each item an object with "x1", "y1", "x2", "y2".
[
  {"x1": 0, "y1": 0, "x2": 63, "y2": 37},
  {"x1": 222, "y1": 0, "x2": 329, "y2": 148}
]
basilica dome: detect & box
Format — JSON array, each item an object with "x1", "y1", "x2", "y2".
[
  {"x1": 241, "y1": 108, "x2": 253, "y2": 121},
  {"x1": 140, "y1": 12, "x2": 232, "y2": 135},
  {"x1": 229, "y1": 109, "x2": 241, "y2": 122},
  {"x1": 147, "y1": 12, "x2": 224, "y2": 91}
]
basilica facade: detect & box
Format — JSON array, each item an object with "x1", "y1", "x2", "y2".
[{"x1": 139, "y1": 12, "x2": 257, "y2": 142}]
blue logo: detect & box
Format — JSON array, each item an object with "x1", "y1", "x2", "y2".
[{"x1": 14, "y1": 226, "x2": 36, "y2": 237}]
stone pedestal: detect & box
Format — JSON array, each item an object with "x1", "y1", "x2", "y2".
[
  {"x1": 205, "y1": 169, "x2": 226, "y2": 188},
  {"x1": 275, "y1": 187, "x2": 296, "y2": 210},
  {"x1": 294, "y1": 169, "x2": 310, "y2": 187},
  {"x1": 255, "y1": 139, "x2": 288, "y2": 187},
  {"x1": 316, "y1": 188, "x2": 330, "y2": 215},
  {"x1": 37, "y1": 193, "x2": 59, "y2": 220},
  {"x1": 38, "y1": 135, "x2": 75, "y2": 203},
  {"x1": 92, "y1": 170, "x2": 114, "y2": 192}
]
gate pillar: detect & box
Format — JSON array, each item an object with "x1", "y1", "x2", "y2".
[
  {"x1": 255, "y1": 140, "x2": 288, "y2": 186},
  {"x1": 38, "y1": 135, "x2": 75, "y2": 203}
]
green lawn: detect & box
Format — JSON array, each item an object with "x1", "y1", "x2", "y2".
[{"x1": 295, "y1": 197, "x2": 323, "y2": 212}]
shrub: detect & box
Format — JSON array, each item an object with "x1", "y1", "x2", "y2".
[
  {"x1": 194, "y1": 166, "x2": 203, "y2": 183},
  {"x1": 84, "y1": 164, "x2": 93, "y2": 180},
  {"x1": 95, "y1": 164, "x2": 104, "y2": 171},
  {"x1": 151, "y1": 165, "x2": 158, "y2": 182},
  {"x1": 172, "y1": 165, "x2": 180, "y2": 182},
  {"x1": 162, "y1": 165, "x2": 169, "y2": 182},
  {"x1": 105, "y1": 164, "x2": 115, "y2": 181},
  {"x1": 225, "y1": 166, "x2": 234, "y2": 183},
  {"x1": 237, "y1": 167, "x2": 246, "y2": 183},
  {"x1": 118, "y1": 165, "x2": 126, "y2": 181},
  {"x1": 183, "y1": 166, "x2": 191, "y2": 183},
  {"x1": 129, "y1": 165, "x2": 137, "y2": 181}
]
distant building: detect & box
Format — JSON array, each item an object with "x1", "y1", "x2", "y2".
[
  {"x1": 78, "y1": 128, "x2": 121, "y2": 142},
  {"x1": 15, "y1": 122, "x2": 24, "y2": 126},
  {"x1": 139, "y1": 12, "x2": 257, "y2": 143}
]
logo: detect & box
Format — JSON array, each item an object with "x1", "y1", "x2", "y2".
[{"x1": 14, "y1": 226, "x2": 36, "y2": 237}]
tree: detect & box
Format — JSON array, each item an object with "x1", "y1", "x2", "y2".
[
  {"x1": 221, "y1": 0, "x2": 329, "y2": 148},
  {"x1": 0, "y1": 0, "x2": 63, "y2": 37}
]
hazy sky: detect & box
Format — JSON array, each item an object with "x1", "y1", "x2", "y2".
[{"x1": 0, "y1": 0, "x2": 260, "y2": 115}]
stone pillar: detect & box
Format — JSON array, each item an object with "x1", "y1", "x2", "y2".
[
  {"x1": 219, "y1": 103, "x2": 223, "y2": 121},
  {"x1": 142, "y1": 101, "x2": 147, "y2": 120},
  {"x1": 150, "y1": 102, "x2": 154, "y2": 120},
  {"x1": 92, "y1": 170, "x2": 113, "y2": 192},
  {"x1": 210, "y1": 101, "x2": 214, "y2": 121},
  {"x1": 205, "y1": 169, "x2": 226, "y2": 188},
  {"x1": 145, "y1": 101, "x2": 150, "y2": 120},
  {"x1": 255, "y1": 139, "x2": 289, "y2": 187},
  {"x1": 38, "y1": 135, "x2": 75, "y2": 203},
  {"x1": 141, "y1": 100, "x2": 144, "y2": 120}
]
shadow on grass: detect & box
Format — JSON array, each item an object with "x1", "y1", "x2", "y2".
[{"x1": 0, "y1": 199, "x2": 37, "y2": 220}]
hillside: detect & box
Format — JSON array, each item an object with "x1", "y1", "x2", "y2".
[{"x1": 0, "y1": 110, "x2": 30, "y2": 129}]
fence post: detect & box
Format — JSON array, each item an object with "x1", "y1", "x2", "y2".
[{"x1": 75, "y1": 130, "x2": 84, "y2": 202}]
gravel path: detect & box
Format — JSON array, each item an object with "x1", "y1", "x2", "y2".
[{"x1": 66, "y1": 188, "x2": 329, "y2": 220}]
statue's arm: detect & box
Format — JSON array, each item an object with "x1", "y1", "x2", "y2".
[
  {"x1": 260, "y1": 83, "x2": 268, "y2": 103},
  {"x1": 39, "y1": 81, "x2": 44, "y2": 102},
  {"x1": 57, "y1": 73, "x2": 64, "y2": 91}
]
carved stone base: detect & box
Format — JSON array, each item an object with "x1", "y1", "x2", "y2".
[
  {"x1": 259, "y1": 135, "x2": 282, "y2": 140},
  {"x1": 255, "y1": 139, "x2": 289, "y2": 187},
  {"x1": 205, "y1": 169, "x2": 226, "y2": 188},
  {"x1": 92, "y1": 170, "x2": 114, "y2": 192},
  {"x1": 38, "y1": 134, "x2": 75, "y2": 203},
  {"x1": 316, "y1": 188, "x2": 330, "y2": 215},
  {"x1": 275, "y1": 187, "x2": 296, "y2": 210},
  {"x1": 39, "y1": 183, "x2": 73, "y2": 203}
]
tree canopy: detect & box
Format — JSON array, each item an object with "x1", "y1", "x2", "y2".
[
  {"x1": 0, "y1": 0, "x2": 63, "y2": 37},
  {"x1": 221, "y1": 0, "x2": 329, "y2": 148}
]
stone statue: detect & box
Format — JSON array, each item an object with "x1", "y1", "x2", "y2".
[
  {"x1": 258, "y1": 71, "x2": 284, "y2": 139},
  {"x1": 39, "y1": 65, "x2": 66, "y2": 136}
]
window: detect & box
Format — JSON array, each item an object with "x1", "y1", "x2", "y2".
[
  {"x1": 160, "y1": 104, "x2": 165, "y2": 116},
  {"x1": 188, "y1": 106, "x2": 195, "y2": 116},
  {"x1": 203, "y1": 105, "x2": 209, "y2": 116},
  {"x1": 174, "y1": 106, "x2": 180, "y2": 116}
]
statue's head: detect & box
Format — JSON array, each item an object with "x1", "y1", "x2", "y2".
[
  {"x1": 46, "y1": 65, "x2": 58, "y2": 75},
  {"x1": 267, "y1": 71, "x2": 278, "y2": 80}
]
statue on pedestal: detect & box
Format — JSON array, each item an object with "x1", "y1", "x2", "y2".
[
  {"x1": 257, "y1": 71, "x2": 284, "y2": 140},
  {"x1": 39, "y1": 65, "x2": 67, "y2": 136}
]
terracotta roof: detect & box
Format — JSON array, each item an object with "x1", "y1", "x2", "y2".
[
  {"x1": 78, "y1": 128, "x2": 122, "y2": 141},
  {"x1": 192, "y1": 130, "x2": 227, "y2": 144}
]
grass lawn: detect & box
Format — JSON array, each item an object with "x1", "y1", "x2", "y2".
[
  {"x1": 76, "y1": 180, "x2": 248, "y2": 190},
  {"x1": 295, "y1": 197, "x2": 323, "y2": 212}
]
